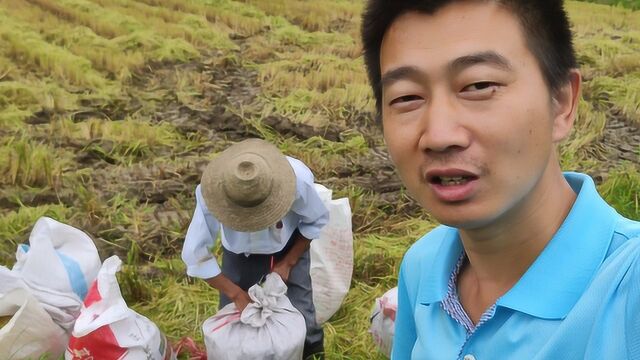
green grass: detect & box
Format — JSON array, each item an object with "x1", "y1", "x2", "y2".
[
  {"x1": 0, "y1": 204, "x2": 71, "y2": 260},
  {"x1": 599, "y1": 164, "x2": 640, "y2": 220},
  {"x1": 581, "y1": 0, "x2": 640, "y2": 9},
  {"x1": 0, "y1": 9, "x2": 112, "y2": 89},
  {"x1": 0, "y1": 136, "x2": 71, "y2": 188}
]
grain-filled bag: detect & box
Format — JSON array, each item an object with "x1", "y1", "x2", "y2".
[
  {"x1": 369, "y1": 287, "x2": 398, "y2": 358},
  {"x1": 3, "y1": 217, "x2": 101, "y2": 331},
  {"x1": 310, "y1": 183, "x2": 353, "y2": 324},
  {"x1": 203, "y1": 273, "x2": 306, "y2": 360},
  {"x1": 66, "y1": 256, "x2": 175, "y2": 360},
  {"x1": 0, "y1": 288, "x2": 67, "y2": 360}
]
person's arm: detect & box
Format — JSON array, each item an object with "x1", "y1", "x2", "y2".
[
  {"x1": 205, "y1": 273, "x2": 251, "y2": 312},
  {"x1": 182, "y1": 185, "x2": 251, "y2": 311},
  {"x1": 273, "y1": 165, "x2": 329, "y2": 281},
  {"x1": 291, "y1": 177, "x2": 330, "y2": 241},
  {"x1": 272, "y1": 230, "x2": 311, "y2": 282}
]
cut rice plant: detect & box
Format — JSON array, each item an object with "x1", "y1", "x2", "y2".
[
  {"x1": 585, "y1": 74, "x2": 640, "y2": 123},
  {"x1": 0, "y1": 106, "x2": 33, "y2": 129},
  {"x1": 170, "y1": 15, "x2": 237, "y2": 51},
  {"x1": 271, "y1": 85, "x2": 374, "y2": 125},
  {"x1": 567, "y1": 2, "x2": 640, "y2": 78},
  {"x1": 25, "y1": 0, "x2": 199, "y2": 63},
  {"x1": 0, "y1": 86, "x2": 114, "y2": 130},
  {"x1": 353, "y1": 224, "x2": 431, "y2": 285},
  {"x1": 323, "y1": 280, "x2": 390, "y2": 360},
  {"x1": 569, "y1": 1, "x2": 640, "y2": 34},
  {"x1": 257, "y1": 55, "x2": 368, "y2": 95},
  {"x1": 575, "y1": 33, "x2": 640, "y2": 77},
  {"x1": 279, "y1": 135, "x2": 369, "y2": 177},
  {"x1": 0, "y1": 204, "x2": 71, "y2": 264},
  {"x1": 239, "y1": 0, "x2": 362, "y2": 33},
  {"x1": 26, "y1": 0, "x2": 123, "y2": 38},
  {"x1": 47, "y1": 28, "x2": 145, "y2": 81},
  {"x1": 0, "y1": 9, "x2": 112, "y2": 89},
  {"x1": 172, "y1": 69, "x2": 219, "y2": 111},
  {"x1": 137, "y1": 0, "x2": 268, "y2": 36},
  {"x1": 0, "y1": 80, "x2": 78, "y2": 115},
  {"x1": 87, "y1": 0, "x2": 237, "y2": 51},
  {"x1": 611, "y1": 75, "x2": 640, "y2": 123},
  {"x1": 0, "y1": 40, "x2": 116, "y2": 114},
  {"x1": 0, "y1": 81, "x2": 45, "y2": 112},
  {"x1": 113, "y1": 31, "x2": 200, "y2": 64},
  {"x1": 51, "y1": 117, "x2": 191, "y2": 165},
  {"x1": 0, "y1": 53, "x2": 15, "y2": 80},
  {"x1": 609, "y1": 51, "x2": 640, "y2": 75},
  {"x1": 0, "y1": 136, "x2": 71, "y2": 188},
  {"x1": 123, "y1": 258, "x2": 217, "y2": 344},
  {"x1": 269, "y1": 19, "x2": 360, "y2": 58},
  {"x1": 599, "y1": 163, "x2": 640, "y2": 220},
  {"x1": 85, "y1": 118, "x2": 183, "y2": 150},
  {"x1": 0, "y1": 0, "x2": 144, "y2": 79},
  {"x1": 579, "y1": 0, "x2": 640, "y2": 10},
  {"x1": 560, "y1": 98, "x2": 608, "y2": 170},
  {"x1": 68, "y1": 190, "x2": 160, "y2": 256},
  {"x1": 278, "y1": 134, "x2": 369, "y2": 163}
]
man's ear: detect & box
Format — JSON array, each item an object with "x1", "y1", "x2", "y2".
[{"x1": 551, "y1": 69, "x2": 581, "y2": 143}]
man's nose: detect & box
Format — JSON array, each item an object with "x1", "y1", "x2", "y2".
[{"x1": 417, "y1": 93, "x2": 471, "y2": 154}]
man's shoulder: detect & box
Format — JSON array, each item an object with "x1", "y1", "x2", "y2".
[
  {"x1": 614, "y1": 215, "x2": 640, "y2": 240},
  {"x1": 594, "y1": 231, "x2": 640, "y2": 292},
  {"x1": 286, "y1": 156, "x2": 314, "y2": 183},
  {"x1": 601, "y1": 234, "x2": 640, "y2": 318}
]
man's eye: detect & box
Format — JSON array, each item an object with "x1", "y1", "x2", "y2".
[
  {"x1": 462, "y1": 81, "x2": 499, "y2": 92},
  {"x1": 460, "y1": 82, "x2": 501, "y2": 100},
  {"x1": 389, "y1": 95, "x2": 423, "y2": 105}
]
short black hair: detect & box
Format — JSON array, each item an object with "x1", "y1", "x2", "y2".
[{"x1": 361, "y1": 0, "x2": 578, "y2": 118}]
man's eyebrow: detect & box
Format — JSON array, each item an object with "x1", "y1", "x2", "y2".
[
  {"x1": 380, "y1": 66, "x2": 424, "y2": 89},
  {"x1": 379, "y1": 52, "x2": 512, "y2": 89},
  {"x1": 449, "y1": 51, "x2": 513, "y2": 73}
]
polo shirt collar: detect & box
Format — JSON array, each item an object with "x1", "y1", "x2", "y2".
[
  {"x1": 498, "y1": 172, "x2": 618, "y2": 319},
  {"x1": 417, "y1": 172, "x2": 619, "y2": 320},
  {"x1": 417, "y1": 227, "x2": 463, "y2": 305}
]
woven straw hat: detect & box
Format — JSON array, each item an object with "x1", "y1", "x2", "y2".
[{"x1": 201, "y1": 138, "x2": 296, "y2": 232}]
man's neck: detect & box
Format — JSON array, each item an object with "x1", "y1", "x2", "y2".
[{"x1": 457, "y1": 167, "x2": 577, "y2": 322}]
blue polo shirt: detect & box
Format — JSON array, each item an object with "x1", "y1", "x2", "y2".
[{"x1": 392, "y1": 172, "x2": 640, "y2": 359}]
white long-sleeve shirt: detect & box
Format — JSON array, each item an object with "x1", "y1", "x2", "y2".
[{"x1": 182, "y1": 156, "x2": 329, "y2": 279}]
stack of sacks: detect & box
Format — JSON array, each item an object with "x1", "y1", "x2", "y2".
[
  {"x1": 0, "y1": 217, "x2": 101, "y2": 359},
  {"x1": 369, "y1": 287, "x2": 399, "y2": 358},
  {"x1": 203, "y1": 273, "x2": 306, "y2": 360},
  {"x1": 66, "y1": 255, "x2": 176, "y2": 360}
]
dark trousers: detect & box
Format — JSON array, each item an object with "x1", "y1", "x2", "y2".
[{"x1": 219, "y1": 236, "x2": 324, "y2": 358}]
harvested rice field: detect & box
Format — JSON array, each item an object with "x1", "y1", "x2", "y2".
[{"x1": 0, "y1": 0, "x2": 638, "y2": 358}]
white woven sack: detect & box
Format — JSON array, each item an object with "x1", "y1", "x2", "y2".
[
  {"x1": 7, "y1": 217, "x2": 101, "y2": 331},
  {"x1": 203, "y1": 273, "x2": 306, "y2": 360},
  {"x1": 369, "y1": 287, "x2": 398, "y2": 358},
  {"x1": 0, "y1": 288, "x2": 67, "y2": 360},
  {"x1": 65, "y1": 256, "x2": 175, "y2": 360},
  {"x1": 310, "y1": 183, "x2": 353, "y2": 324}
]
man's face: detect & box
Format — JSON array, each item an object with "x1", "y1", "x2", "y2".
[{"x1": 380, "y1": 2, "x2": 570, "y2": 229}]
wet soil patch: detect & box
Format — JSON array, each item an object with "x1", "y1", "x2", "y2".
[{"x1": 591, "y1": 109, "x2": 640, "y2": 182}]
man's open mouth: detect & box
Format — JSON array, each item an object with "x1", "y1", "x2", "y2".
[{"x1": 429, "y1": 175, "x2": 478, "y2": 186}]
